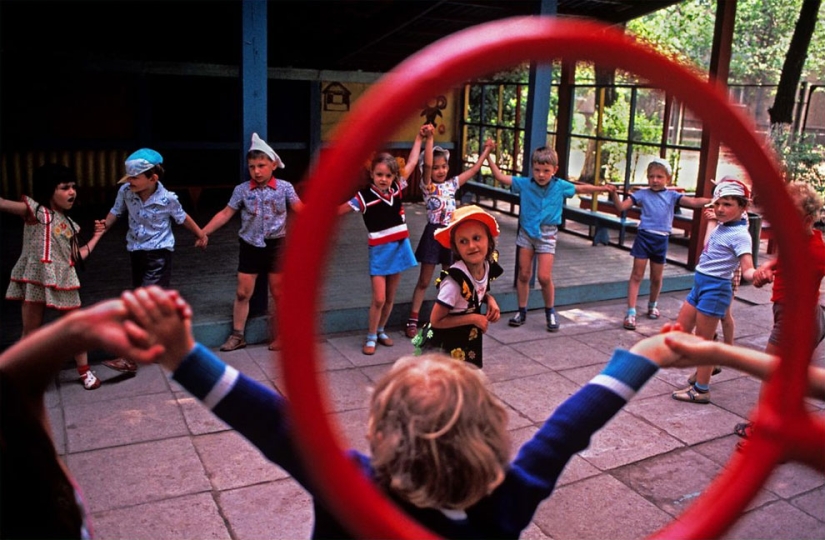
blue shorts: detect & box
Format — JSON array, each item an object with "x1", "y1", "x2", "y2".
[
  {"x1": 369, "y1": 238, "x2": 417, "y2": 276},
  {"x1": 686, "y1": 272, "x2": 733, "y2": 318},
  {"x1": 516, "y1": 225, "x2": 557, "y2": 254},
  {"x1": 630, "y1": 229, "x2": 669, "y2": 264},
  {"x1": 415, "y1": 222, "x2": 453, "y2": 266}
]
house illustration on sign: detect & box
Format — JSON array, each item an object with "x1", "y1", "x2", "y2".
[{"x1": 323, "y1": 82, "x2": 352, "y2": 112}]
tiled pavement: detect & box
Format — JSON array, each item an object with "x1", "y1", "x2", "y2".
[{"x1": 49, "y1": 285, "x2": 825, "y2": 539}]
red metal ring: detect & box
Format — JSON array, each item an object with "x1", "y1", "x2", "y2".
[{"x1": 278, "y1": 16, "x2": 822, "y2": 540}]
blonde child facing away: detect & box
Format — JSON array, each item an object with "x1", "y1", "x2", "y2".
[
  {"x1": 412, "y1": 205, "x2": 503, "y2": 368},
  {"x1": 1, "y1": 163, "x2": 106, "y2": 390},
  {"x1": 197, "y1": 133, "x2": 303, "y2": 353},
  {"x1": 610, "y1": 158, "x2": 710, "y2": 330},
  {"x1": 486, "y1": 145, "x2": 616, "y2": 332},
  {"x1": 405, "y1": 136, "x2": 495, "y2": 339},
  {"x1": 339, "y1": 125, "x2": 431, "y2": 355},
  {"x1": 672, "y1": 177, "x2": 756, "y2": 404}
]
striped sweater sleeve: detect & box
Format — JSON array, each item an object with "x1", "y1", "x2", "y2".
[{"x1": 172, "y1": 344, "x2": 312, "y2": 487}]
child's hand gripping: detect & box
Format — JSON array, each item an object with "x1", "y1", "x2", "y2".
[{"x1": 120, "y1": 286, "x2": 195, "y2": 372}]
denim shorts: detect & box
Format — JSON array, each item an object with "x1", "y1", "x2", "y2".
[
  {"x1": 516, "y1": 225, "x2": 557, "y2": 254},
  {"x1": 629, "y1": 229, "x2": 669, "y2": 264},
  {"x1": 685, "y1": 272, "x2": 733, "y2": 319}
]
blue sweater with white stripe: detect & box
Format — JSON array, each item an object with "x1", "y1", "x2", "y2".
[{"x1": 173, "y1": 344, "x2": 658, "y2": 539}]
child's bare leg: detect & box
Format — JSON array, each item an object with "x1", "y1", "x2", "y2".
[
  {"x1": 267, "y1": 272, "x2": 282, "y2": 348},
  {"x1": 20, "y1": 301, "x2": 46, "y2": 337},
  {"x1": 536, "y1": 253, "x2": 555, "y2": 308},
  {"x1": 515, "y1": 246, "x2": 535, "y2": 308},
  {"x1": 368, "y1": 275, "x2": 388, "y2": 336},
  {"x1": 627, "y1": 258, "x2": 648, "y2": 310},
  {"x1": 410, "y1": 263, "x2": 435, "y2": 317},
  {"x1": 379, "y1": 273, "x2": 401, "y2": 330},
  {"x1": 721, "y1": 305, "x2": 735, "y2": 345},
  {"x1": 692, "y1": 312, "x2": 719, "y2": 385},
  {"x1": 648, "y1": 261, "x2": 665, "y2": 304},
  {"x1": 232, "y1": 272, "x2": 257, "y2": 334},
  {"x1": 675, "y1": 302, "x2": 697, "y2": 334}
]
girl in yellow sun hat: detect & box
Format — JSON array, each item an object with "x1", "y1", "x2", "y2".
[{"x1": 412, "y1": 205, "x2": 503, "y2": 367}]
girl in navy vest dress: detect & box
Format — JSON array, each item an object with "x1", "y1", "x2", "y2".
[
  {"x1": 342, "y1": 125, "x2": 432, "y2": 355},
  {"x1": 412, "y1": 205, "x2": 503, "y2": 368}
]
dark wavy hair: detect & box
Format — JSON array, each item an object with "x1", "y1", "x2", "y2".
[{"x1": 31, "y1": 163, "x2": 85, "y2": 268}]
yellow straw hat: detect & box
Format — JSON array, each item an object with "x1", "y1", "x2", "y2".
[{"x1": 434, "y1": 205, "x2": 500, "y2": 248}]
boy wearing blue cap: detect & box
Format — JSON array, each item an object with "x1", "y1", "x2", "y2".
[{"x1": 97, "y1": 148, "x2": 206, "y2": 372}]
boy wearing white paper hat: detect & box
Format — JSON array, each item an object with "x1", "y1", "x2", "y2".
[
  {"x1": 97, "y1": 148, "x2": 207, "y2": 373},
  {"x1": 671, "y1": 176, "x2": 756, "y2": 404},
  {"x1": 198, "y1": 133, "x2": 304, "y2": 352}
]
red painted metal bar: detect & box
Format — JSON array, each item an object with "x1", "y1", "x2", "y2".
[{"x1": 278, "y1": 16, "x2": 820, "y2": 540}]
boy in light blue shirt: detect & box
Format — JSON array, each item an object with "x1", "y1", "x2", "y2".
[
  {"x1": 486, "y1": 145, "x2": 615, "y2": 332},
  {"x1": 97, "y1": 148, "x2": 206, "y2": 373}
]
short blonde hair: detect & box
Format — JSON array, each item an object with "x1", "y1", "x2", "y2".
[{"x1": 367, "y1": 354, "x2": 510, "y2": 510}]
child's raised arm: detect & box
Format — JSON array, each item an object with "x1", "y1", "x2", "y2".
[
  {"x1": 402, "y1": 124, "x2": 434, "y2": 180},
  {"x1": 0, "y1": 196, "x2": 29, "y2": 218},
  {"x1": 421, "y1": 129, "x2": 434, "y2": 188},
  {"x1": 456, "y1": 139, "x2": 495, "y2": 187},
  {"x1": 485, "y1": 151, "x2": 513, "y2": 187}
]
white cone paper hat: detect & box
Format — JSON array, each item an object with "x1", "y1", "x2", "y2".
[{"x1": 249, "y1": 133, "x2": 285, "y2": 169}]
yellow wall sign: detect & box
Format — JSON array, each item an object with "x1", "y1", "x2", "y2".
[{"x1": 321, "y1": 81, "x2": 457, "y2": 144}]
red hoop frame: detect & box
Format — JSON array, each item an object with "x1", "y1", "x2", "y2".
[{"x1": 278, "y1": 17, "x2": 825, "y2": 540}]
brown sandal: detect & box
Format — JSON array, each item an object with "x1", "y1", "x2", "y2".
[{"x1": 102, "y1": 357, "x2": 138, "y2": 373}]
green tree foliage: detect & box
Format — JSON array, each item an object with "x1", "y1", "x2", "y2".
[{"x1": 627, "y1": 0, "x2": 825, "y2": 84}]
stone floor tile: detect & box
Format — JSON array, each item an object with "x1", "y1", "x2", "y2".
[
  {"x1": 492, "y1": 371, "x2": 583, "y2": 423},
  {"x1": 763, "y1": 460, "x2": 825, "y2": 499},
  {"x1": 627, "y1": 393, "x2": 748, "y2": 446},
  {"x1": 66, "y1": 437, "x2": 211, "y2": 512},
  {"x1": 610, "y1": 446, "x2": 780, "y2": 516},
  {"x1": 193, "y1": 430, "x2": 290, "y2": 491},
  {"x1": 331, "y1": 407, "x2": 371, "y2": 456},
  {"x1": 532, "y1": 474, "x2": 672, "y2": 540},
  {"x1": 174, "y1": 392, "x2": 231, "y2": 435},
  {"x1": 218, "y1": 479, "x2": 314, "y2": 539},
  {"x1": 64, "y1": 392, "x2": 188, "y2": 452},
  {"x1": 478, "y1": 344, "x2": 550, "y2": 383},
  {"x1": 91, "y1": 493, "x2": 230, "y2": 540},
  {"x1": 790, "y1": 484, "x2": 825, "y2": 522},
  {"x1": 721, "y1": 500, "x2": 825, "y2": 540},
  {"x1": 512, "y1": 334, "x2": 608, "y2": 371},
  {"x1": 580, "y1": 410, "x2": 684, "y2": 470}
]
